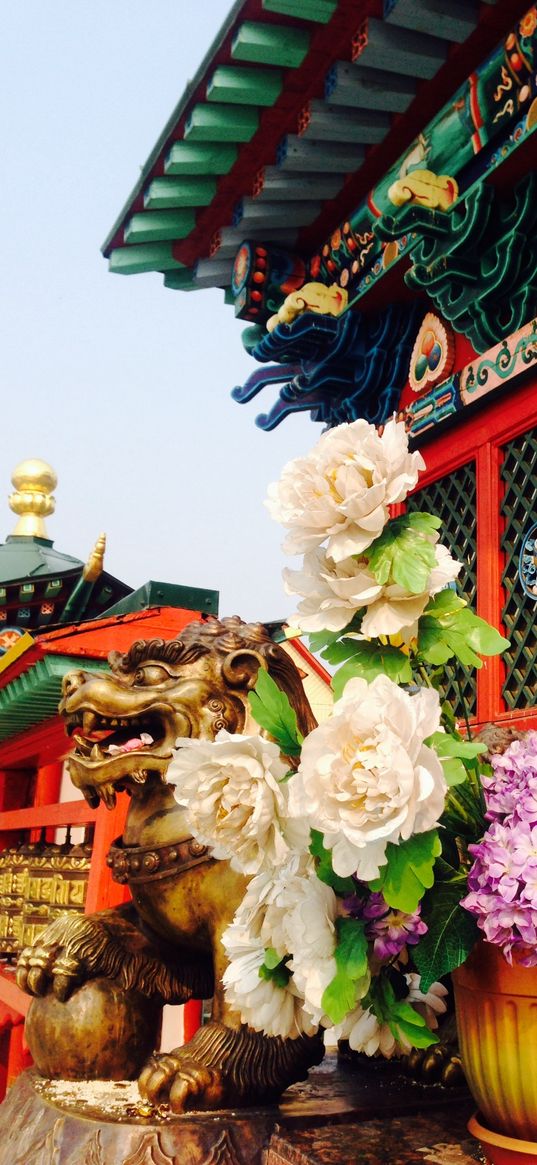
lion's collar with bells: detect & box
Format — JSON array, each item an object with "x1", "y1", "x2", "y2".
[{"x1": 106, "y1": 836, "x2": 212, "y2": 885}]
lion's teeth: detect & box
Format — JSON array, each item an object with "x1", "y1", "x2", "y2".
[
  {"x1": 91, "y1": 743, "x2": 104, "y2": 761},
  {"x1": 74, "y1": 734, "x2": 92, "y2": 756},
  {"x1": 83, "y1": 710, "x2": 98, "y2": 733},
  {"x1": 100, "y1": 783, "x2": 117, "y2": 809}
]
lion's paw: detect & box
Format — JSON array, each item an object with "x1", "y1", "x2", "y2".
[{"x1": 138, "y1": 1052, "x2": 226, "y2": 1113}]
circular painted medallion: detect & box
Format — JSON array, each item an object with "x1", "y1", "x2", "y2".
[
  {"x1": 409, "y1": 312, "x2": 455, "y2": 394},
  {"x1": 519, "y1": 522, "x2": 537, "y2": 598},
  {"x1": 0, "y1": 627, "x2": 25, "y2": 655}
]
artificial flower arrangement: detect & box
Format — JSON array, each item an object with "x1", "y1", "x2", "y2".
[{"x1": 168, "y1": 417, "x2": 510, "y2": 1057}]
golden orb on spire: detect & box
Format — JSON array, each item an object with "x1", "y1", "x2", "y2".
[{"x1": 8, "y1": 458, "x2": 57, "y2": 539}]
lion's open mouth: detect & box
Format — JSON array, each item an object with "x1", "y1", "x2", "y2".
[{"x1": 66, "y1": 710, "x2": 165, "y2": 763}]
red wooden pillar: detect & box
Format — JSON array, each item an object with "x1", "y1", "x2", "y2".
[
  {"x1": 476, "y1": 441, "x2": 505, "y2": 725},
  {"x1": 183, "y1": 1000, "x2": 203, "y2": 1042},
  {"x1": 30, "y1": 761, "x2": 63, "y2": 843},
  {"x1": 0, "y1": 769, "x2": 34, "y2": 851},
  {"x1": 6, "y1": 1020, "x2": 30, "y2": 1090},
  {"x1": 85, "y1": 797, "x2": 130, "y2": 913}
]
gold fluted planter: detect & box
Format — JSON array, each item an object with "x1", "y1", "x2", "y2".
[{"x1": 453, "y1": 941, "x2": 537, "y2": 1142}]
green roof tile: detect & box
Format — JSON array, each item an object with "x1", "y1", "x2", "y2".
[
  {"x1": 124, "y1": 209, "x2": 197, "y2": 244},
  {"x1": 184, "y1": 103, "x2": 259, "y2": 142},
  {"x1": 144, "y1": 177, "x2": 217, "y2": 210},
  {"x1": 231, "y1": 21, "x2": 310, "y2": 68},
  {"x1": 108, "y1": 244, "x2": 186, "y2": 275},
  {"x1": 164, "y1": 142, "x2": 238, "y2": 176},
  {"x1": 207, "y1": 65, "x2": 283, "y2": 106}
]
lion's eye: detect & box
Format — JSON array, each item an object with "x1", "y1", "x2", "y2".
[{"x1": 133, "y1": 665, "x2": 170, "y2": 685}]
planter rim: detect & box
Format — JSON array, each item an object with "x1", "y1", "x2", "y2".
[
  {"x1": 454, "y1": 940, "x2": 537, "y2": 995},
  {"x1": 469, "y1": 1112, "x2": 537, "y2": 1155}
]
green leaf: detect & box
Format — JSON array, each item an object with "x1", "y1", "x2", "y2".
[
  {"x1": 391, "y1": 1010, "x2": 438, "y2": 1049},
  {"x1": 440, "y1": 780, "x2": 485, "y2": 841},
  {"x1": 406, "y1": 512, "x2": 442, "y2": 534},
  {"x1": 321, "y1": 637, "x2": 367, "y2": 666},
  {"x1": 368, "y1": 974, "x2": 438, "y2": 1051},
  {"x1": 464, "y1": 616, "x2": 510, "y2": 656},
  {"x1": 425, "y1": 590, "x2": 466, "y2": 617},
  {"x1": 426, "y1": 731, "x2": 486, "y2": 788},
  {"x1": 263, "y1": 947, "x2": 284, "y2": 970},
  {"x1": 259, "y1": 954, "x2": 292, "y2": 988},
  {"x1": 321, "y1": 970, "x2": 358, "y2": 1025},
  {"x1": 308, "y1": 611, "x2": 364, "y2": 657},
  {"x1": 419, "y1": 598, "x2": 509, "y2": 669},
  {"x1": 309, "y1": 830, "x2": 356, "y2": 894},
  {"x1": 440, "y1": 756, "x2": 468, "y2": 786},
  {"x1": 366, "y1": 519, "x2": 438, "y2": 593},
  {"x1": 318, "y1": 903, "x2": 369, "y2": 1025},
  {"x1": 427, "y1": 732, "x2": 485, "y2": 760},
  {"x1": 369, "y1": 830, "x2": 442, "y2": 914},
  {"x1": 413, "y1": 878, "x2": 480, "y2": 991},
  {"x1": 332, "y1": 643, "x2": 412, "y2": 698},
  {"x1": 248, "y1": 668, "x2": 302, "y2": 756},
  {"x1": 307, "y1": 627, "x2": 345, "y2": 655},
  {"x1": 334, "y1": 918, "x2": 368, "y2": 982}
]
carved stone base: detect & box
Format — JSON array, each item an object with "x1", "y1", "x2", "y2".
[
  {"x1": 0, "y1": 1070, "x2": 275, "y2": 1165},
  {"x1": 0, "y1": 1059, "x2": 471, "y2": 1165}
]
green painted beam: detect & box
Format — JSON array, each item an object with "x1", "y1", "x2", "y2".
[
  {"x1": 164, "y1": 142, "x2": 238, "y2": 176},
  {"x1": 0, "y1": 656, "x2": 105, "y2": 742},
  {"x1": 163, "y1": 269, "x2": 198, "y2": 291},
  {"x1": 232, "y1": 21, "x2": 309, "y2": 68},
  {"x1": 144, "y1": 177, "x2": 217, "y2": 210},
  {"x1": 262, "y1": 0, "x2": 336, "y2": 23},
  {"x1": 108, "y1": 244, "x2": 186, "y2": 275},
  {"x1": 184, "y1": 103, "x2": 259, "y2": 142},
  {"x1": 124, "y1": 210, "x2": 197, "y2": 244},
  {"x1": 207, "y1": 65, "x2": 282, "y2": 107}
]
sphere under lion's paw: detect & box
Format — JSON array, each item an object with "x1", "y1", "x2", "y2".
[{"x1": 25, "y1": 977, "x2": 162, "y2": 1080}]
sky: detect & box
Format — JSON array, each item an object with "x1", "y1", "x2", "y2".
[{"x1": 1, "y1": 1, "x2": 318, "y2": 623}]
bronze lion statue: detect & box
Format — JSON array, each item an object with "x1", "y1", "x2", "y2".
[{"x1": 16, "y1": 617, "x2": 324, "y2": 1111}]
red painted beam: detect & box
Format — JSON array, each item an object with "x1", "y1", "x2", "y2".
[{"x1": 0, "y1": 800, "x2": 97, "y2": 831}]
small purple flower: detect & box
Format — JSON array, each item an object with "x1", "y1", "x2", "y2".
[{"x1": 362, "y1": 892, "x2": 427, "y2": 961}]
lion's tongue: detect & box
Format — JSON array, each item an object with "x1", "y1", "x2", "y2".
[{"x1": 107, "y1": 732, "x2": 153, "y2": 757}]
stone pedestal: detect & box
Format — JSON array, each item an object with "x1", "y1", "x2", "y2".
[{"x1": 0, "y1": 1058, "x2": 472, "y2": 1165}]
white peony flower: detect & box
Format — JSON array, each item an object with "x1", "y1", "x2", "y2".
[
  {"x1": 167, "y1": 730, "x2": 308, "y2": 876},
  {"x1": 221, "y1": 921, "x2": 310, "y2": 1039},
  {"x1": 221, "y1": 854, "x2": 324, "y2": 1038},
  {"x1": 341, "y1": 1005, "x2": 403, "y2": 1058},
  {"x1": 266, "y1": 417, "x2": 424, "y2": 563},
  {"x1": 284, "y1": 541, "x2": 461, "y2": 637},
  {"x1": 288, "y1": 675, "x2": 446, "y2": 881},
  {"x1": 360, "y1": 542, "x2": 462, "y2": 638},
  {"x1": 283, "y1": 548, "x2": 383, "y2": 633}
]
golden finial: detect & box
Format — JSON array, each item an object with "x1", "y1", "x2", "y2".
[
  {"x1": 83, "y1": 533, "x2": 106, "y2": 582},
  {"x1": 8, "y1": 459, "x2": 57, "y2": 539}
]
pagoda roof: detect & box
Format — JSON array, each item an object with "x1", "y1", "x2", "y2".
[
  {"x1": 102, "y1": 0, "x2": 526, "y2": 299},
  {"x1": 0, "y1": 536, "x2": 83, "y2": 585}
]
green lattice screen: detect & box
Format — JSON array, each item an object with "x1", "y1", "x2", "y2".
[
  {"x1": 500, "y1": 428, "x2": 537, "y2": 709},
  {"x1": 407, "y1": 462, "x2": 477, "y2": 718}
]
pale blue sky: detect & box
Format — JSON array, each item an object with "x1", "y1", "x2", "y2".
[{"x1": 1, "y1": 1, "x2": 316, "y2": 621}]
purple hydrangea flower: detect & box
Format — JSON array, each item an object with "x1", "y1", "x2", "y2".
[
  {"x1": 462, "y1": 819, "x2": 537, "y2": 966},
  {"x1": 483, "y1": 731, "x2": 537, "y2": 824}
]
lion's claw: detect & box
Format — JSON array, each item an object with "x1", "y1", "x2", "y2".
[
  {"x1": 139, "y1": 1052, "x2": 225, "y2": 1113},
  {"x1": 16, "y1": 914, "x2": 108, "y2": 999}
]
